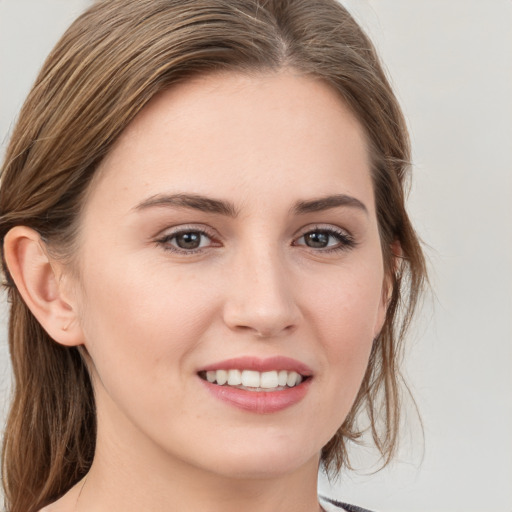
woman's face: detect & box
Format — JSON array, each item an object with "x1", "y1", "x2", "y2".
[{"x1": 71, "y1": 70, "x2": 389, "y2": 478}]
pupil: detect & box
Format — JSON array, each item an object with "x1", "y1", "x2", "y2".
[
  {"x1": 305, "y1": 232, "x2": 328, "y2": 248},
  {"x1": 176, "y1": 232, "x2": 201, "y2": 249}
]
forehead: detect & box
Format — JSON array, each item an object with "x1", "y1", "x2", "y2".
[{"x1": 88, "y1": 70, "x2": 374, "y2": 216}]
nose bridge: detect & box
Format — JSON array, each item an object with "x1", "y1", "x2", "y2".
[{"x1": 223, "y1": 236, "x2": 300, "y2": 337}]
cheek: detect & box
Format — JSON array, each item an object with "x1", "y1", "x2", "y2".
[
  {"x1": 74, "y1": 256, "x2": 228, "y2": 443},
  {"x1": 76, "y1": 254, "x2": 219, "y2": 386},
  {"x1": 304, "y1": 261, "x2": 384, "y2": 387},
  {"x1": 310, "y1": 264, "x2": 384, "y2": 337},
  {"x1": 285, "y1": 263, "x2": 384, "y2": 449}
]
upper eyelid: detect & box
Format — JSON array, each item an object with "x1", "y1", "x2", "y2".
[
  {"x1": 155, "y1": 223, "x2": 218, "y2": 238},
  {"x1": 154, "y1": 223, "x2": 352, "y2": 238},
  {"x1": 294, "y1": 223, "x2": 352, "y2": 238}
]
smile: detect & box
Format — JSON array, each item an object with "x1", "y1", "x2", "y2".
[
  {"x1": 198, "y1": 356, "x2": 313, "y2": 412},
  {"x1": 198, "y1": 369, "x2": 305, "y2": 391}
]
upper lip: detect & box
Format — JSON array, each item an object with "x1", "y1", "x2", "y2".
[{"x1": 199, "y1": 356, "x2": 313, "y2": 376}]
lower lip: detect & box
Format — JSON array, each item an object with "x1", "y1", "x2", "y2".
[{"x1": 200, "y1": 378, "x2": 311, "y2": 414}]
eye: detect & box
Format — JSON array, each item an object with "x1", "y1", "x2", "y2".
[
  {"x1": 294, "y1": 226, "x2": 356, "y2": 252},
  {"x1": 173, "y1": 231, "x2": 208, "y2": 250},
  {"x1": 156, "y1": 228, "x2": 217, "y2": 253}
]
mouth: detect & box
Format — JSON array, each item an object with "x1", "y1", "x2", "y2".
[
  {"x1": 198, "y1": 369, "x2": 309, "y2": 392},
  {"x1": 197, "y1": 356, "x2": 313, "y2": 412}
]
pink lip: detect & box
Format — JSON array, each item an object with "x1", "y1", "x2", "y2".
[
  {"x1": 199, "y1": 356, "x2": 313, "y2": 376},
  {"x1": 201, "y1": 380, "x2": 310, "y2": 414},
  {"x1": 198, "y1": 356, "x2": 313, "y2": 414}
]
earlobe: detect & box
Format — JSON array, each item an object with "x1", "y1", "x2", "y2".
[{"x1": 3, "y1": 226, "x2": 83, "y2": 347}]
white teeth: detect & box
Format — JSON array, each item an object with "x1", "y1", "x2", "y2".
[
  {"x1": 286, "y1": 371, "x2": 299, "y2": 387},
  {"x1": 241, "y1": 370, "x2": 260, "y2": 387},
  {"x1": 203, "y1": 369, "x2": 306, "y2": 389},
  {"x1": 260, "y1": 371, "x2": 278, "y2": 388},
  {"x1": 216, "y1": 369, "x2": 228, "y2": 385},
  {"x1": 227, "y1": 369, "x2": 242, "y2": 386}
]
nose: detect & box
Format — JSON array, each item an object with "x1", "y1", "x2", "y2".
[{"x1": 222, "y1": 245, "x2": 302, "y2": 338}]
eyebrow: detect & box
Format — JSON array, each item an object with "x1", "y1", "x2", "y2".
[
  {"x1": 134, "y1": 193, "x2": 239, "y2": 217},
  {"x1": 292, "y1": 194, "x2": 368, "y2": 215},
  {"x1": 133, "y1": 192, "x2": 367, "y2": 217}
]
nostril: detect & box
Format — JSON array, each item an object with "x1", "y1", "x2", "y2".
[
  {"x1": 250, "y1": 324, "x2": 296, "y2": 338},
  {"x1": 221, "y1": 271, "x2": 301, "y2": 337}
]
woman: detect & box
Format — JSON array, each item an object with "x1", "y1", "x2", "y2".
[{"x1": 0, "y1": 1, "x2": 426, "y2": 511}]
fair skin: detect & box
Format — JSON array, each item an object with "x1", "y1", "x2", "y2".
[{"x1": 5, "y1": 70, "x2": 390, "y2": 512}]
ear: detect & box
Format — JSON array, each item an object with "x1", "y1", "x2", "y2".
[
  {"x1": 3, "y1": 226, "x2": 84, "y2": 347},
  {"x1": 373, "y1": 240, "x2": 402, "y2": 338}
]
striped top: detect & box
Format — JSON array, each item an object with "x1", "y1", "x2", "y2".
[{"x1": 320, "y1": 495, "x2": 374, "y2": 512}]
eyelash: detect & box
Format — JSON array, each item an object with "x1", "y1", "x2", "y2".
[
  {"x1": 154, "y1": 225, "x2": 356, "y2": 255},
  {"x1": 293, "y1": 225, "x2": 357, "y2": 253},
  {"x1": 155, "y1": 226, "x2": 218, "y2": 255}
]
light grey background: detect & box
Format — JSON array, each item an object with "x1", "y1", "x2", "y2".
[{"x1": 1, "y1": 1, "x2": 511, "y2": 511}]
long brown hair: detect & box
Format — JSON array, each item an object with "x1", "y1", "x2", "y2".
[{"x1": 0, "y1": 1, "x2": 426, "y2": 510}]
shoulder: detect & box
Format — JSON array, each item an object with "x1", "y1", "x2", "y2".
[{"x1": 320, "y1": 495, "x2": 377, "y2": 512}]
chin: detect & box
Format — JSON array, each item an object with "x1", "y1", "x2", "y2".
[{"x1": 184, "y1": 433, "x2": 321, "y2": 480}]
